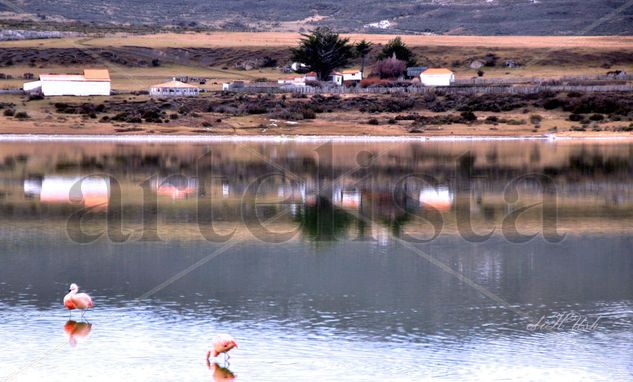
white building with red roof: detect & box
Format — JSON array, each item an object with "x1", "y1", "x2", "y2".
[
  {"x1": 23, "y1": 69, "x2": 111, "y2": 96},
  {"x1": 419, "y1": 68, "x2": 455, "y2": 87}
]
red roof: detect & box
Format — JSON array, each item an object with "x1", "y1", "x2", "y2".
[
  {"x1": 151, "y1": 80, "x2": 200, "y2": 89},
  {"x1": 40, "y1": 69, "x2": 111, "y2": 82},
  {"x1": 421, "y1": 68, "x2": 454, "y2": 75}
]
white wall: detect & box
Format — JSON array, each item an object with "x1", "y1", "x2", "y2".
[
  {"x1": 41, "y1": 81, "x2": 111, "y2": 96},
  {"x1": 23, "y1": 81, "x2": 42, "y2": 92},
  {"x1": 419, "y1": 73, "x2": 455, "y2": 87},
  {"x1": 343, "y1": 72, "x2": 362, "y2": 81}
]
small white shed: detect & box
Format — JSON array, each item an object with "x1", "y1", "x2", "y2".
[{"x1": 419, "y1": 68, "x2": 455, "y2": 87}]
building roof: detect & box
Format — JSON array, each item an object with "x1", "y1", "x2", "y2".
[
  {"x1": 341, "y1": 69, "x2": 361, "y2": 74},
  {"x1": 39, "y1": 69, "x2": 111, "y2": 82},
  {"x1": 151, "y1": 80, "x2": 200, "y2": 89},
  {"x1": 83, "y1": 69, "x2": 110, "y2": 81},
  {"x1": 305, "y1": 71, "x2": 317, "y2": 76},
  {"x1": 421, "y1": 68, "x2": 454, "y2": 76}
]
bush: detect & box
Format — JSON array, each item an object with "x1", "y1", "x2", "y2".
[
  {"x1": 3, "y1": 109, "x2": 15, "y2": 117},
  {"x1": 589, "y1": 113, "x2": 604, "y2": 121},
  {"x1": 359, "y1": 77, "x2": 392, "y2": 88},
  {"x1": 569, "y1": 113, "x2": 584, "y2": 122},
  {"x1": 485, "y1": 115, "x2": 499, "y2": 124},
  {"x1": 460, "y1": 111, "x2": 477, "y2": 122},
  {"x1": 27, "y1": 94, "x2": 44, "y2": 101},
  {"x1": 14, "y1": 111, "x2": 29, "y2": 119},
  {"x1": 529, "y1": 114, "x2": 543, "y2": 125},
  {"x1": 372, "y1": 57, "x2": 407, "y2": 79},
  {"x1": 302, "y1": 109, "x2": 316, "y2": 119},
  {"x1": 367, "y1": 118, "x2": 380, "y2": 125}
]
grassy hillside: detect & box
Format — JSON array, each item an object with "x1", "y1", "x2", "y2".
[{"x1": 1, "y1": 0, "x2": 633, "y2": 35}]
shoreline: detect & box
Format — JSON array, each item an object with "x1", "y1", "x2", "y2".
[{"x1": 1, "y1": 133, "x2": 633, "y2": 143}]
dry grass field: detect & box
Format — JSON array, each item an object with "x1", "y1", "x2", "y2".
[
  {"x1": 2, "y1": 33, "x2": 633, "y2": 49},
  {"x1": 0, "y1": 32, "x2": 632, "y2": 137},
  {"x1": 1, "y1": 33, "x2": 633, "y2": 90}
]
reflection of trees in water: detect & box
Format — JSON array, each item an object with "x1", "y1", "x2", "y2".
[{"x1": 296, "y1": 196, "x2": 353, "y2": 242}]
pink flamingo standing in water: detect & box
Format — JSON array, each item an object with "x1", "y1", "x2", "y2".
[
  {"x1": 207, "y1": 333, "x2": 238, "y2": 364},
  {"x1": 63, "y1": 283, "x2": 94, "y2": 319}
]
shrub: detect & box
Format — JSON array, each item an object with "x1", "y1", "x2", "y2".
[
  {"x1": 372, "y1": 57, "x2": 407, "y2": 79},
  {"x1": 27, "y1": 94, "x2": 44, "y2": 101},
  {"x1": 589, "y1": 113, "x2": 604, "y2": 121},
  {"x1": 485, "y1": 115, "x2": 499, "y2": 124},
  {"x1": 3, "y1": 109, "x2": 15, "y2": 117},
  {"x1": 302, "y1": 109, "x2": 316, "y2": 119},
  {"x1": 460, "y1": 111, "x2": 477, "y2": 122},
  {"x1": 14, "y1": 111, "x2": 29, "y2": 119},
  {"x1": 569, "y1": 113, "x2": 584, "y2": 122},
  {"x1": 529, "y1": 114, "x2": 543, "y2": 125},
  {"x1": 359, "y1": 77, "x2": 392, "y2": 88},
  {"x1": 367, "y1": 118, "x2": 380, "y2": 125}
]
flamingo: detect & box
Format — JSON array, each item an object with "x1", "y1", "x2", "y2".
[
  {"x1": 207, "y1": 334, "x2": 238, "y2": 364},
  {"x1": 63, "y1": 283, "x2": 94, "y2": 319}
]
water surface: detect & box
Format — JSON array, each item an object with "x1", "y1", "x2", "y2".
[{"x1": 0, "y1": 140, "x2": 632, "y2": 381}]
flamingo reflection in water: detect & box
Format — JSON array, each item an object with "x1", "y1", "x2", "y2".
[
  {"x1": 63, "y1": 320, "x2": 93, "y2": 347},
  {"x1": 207, "y1": 359, "x2": 237, "y2": 381}
]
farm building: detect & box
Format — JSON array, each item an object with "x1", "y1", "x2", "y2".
[
  {"x1": 304, "y1": 72, "x2": 318, "y2": 82},
  {"x1": 329, "y1": 72, "x2": 344, "y2": 86},
  {"x1": 149, "y1": 80, "x2": 200, "y2": 97},
  {"x1": 342, "y1": 69, "x2": 363, "y2": 82},
  {"x1": 278, "y1": 76, "x2": 306, "y2": 87},
  {"x1": 23, "y1": 69, "x2": 111, "y2": 96},
  {"x1": 419, "y1": 68, "x2": 455, "y2": 87},
  {"x1": 222, "y1": 81, "x2": 245, "y2": 91}
]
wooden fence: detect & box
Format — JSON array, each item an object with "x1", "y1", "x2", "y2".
[{"x1": 232, "y1": 84, "x2": 633, "y2": 96}]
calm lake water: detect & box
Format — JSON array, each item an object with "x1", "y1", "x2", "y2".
[{"x1": 0, "y1": 139, "x2": 632, "y2": 381}]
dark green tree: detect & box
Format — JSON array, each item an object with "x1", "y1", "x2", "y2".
[
  {"x1": 377, "y1": 37, "x2": 416, "y2": 66},
  {"x1": 354, "y1": 39, "x2": 373, "y2": 75},
  {"x1": 290, "y1": 27, "x2": 354, "y2": 80}
]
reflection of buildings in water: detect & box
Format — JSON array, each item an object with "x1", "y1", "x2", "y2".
[
  {"x1": 276, "y1": 182, "x2": 306, "y2": 202},
  {"x1": 222, "y1": 181, "x2": 230, "y2": 198},
  {"x1": 371, "y1": 224, "x2": 390, "y2": 247},
  {"x1": 419, "y1": 186, "x2": 454, "y2": 212},
  {"x1": 152, "y1": 176, "x2": 199, "y2": 200},
  {"x1": 332, "y1": 187, "x2": 361, "y2": 209},
  {"x1": 24, "y1": 176, "x2": 110, "y2": 208}
]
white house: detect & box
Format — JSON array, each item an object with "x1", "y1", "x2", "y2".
[
  {"x1": 329, "y1": 72, "x2": 344, "y2": 86},
  {"x1": 341, "y1": 69, "x2": 363, "y2": 82},
  {"x1": 149, "y1": 80, "x2": 200, "y2": 97},
  {"x1": 304, "y1": 71, "x2": 318, "y2": 82},
  {"x1": 23, "y1": 69, "x2": 111, "y2": 96},
  {"x1": 419, "y1": 68, "x2": 455, "y2": 87}
]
